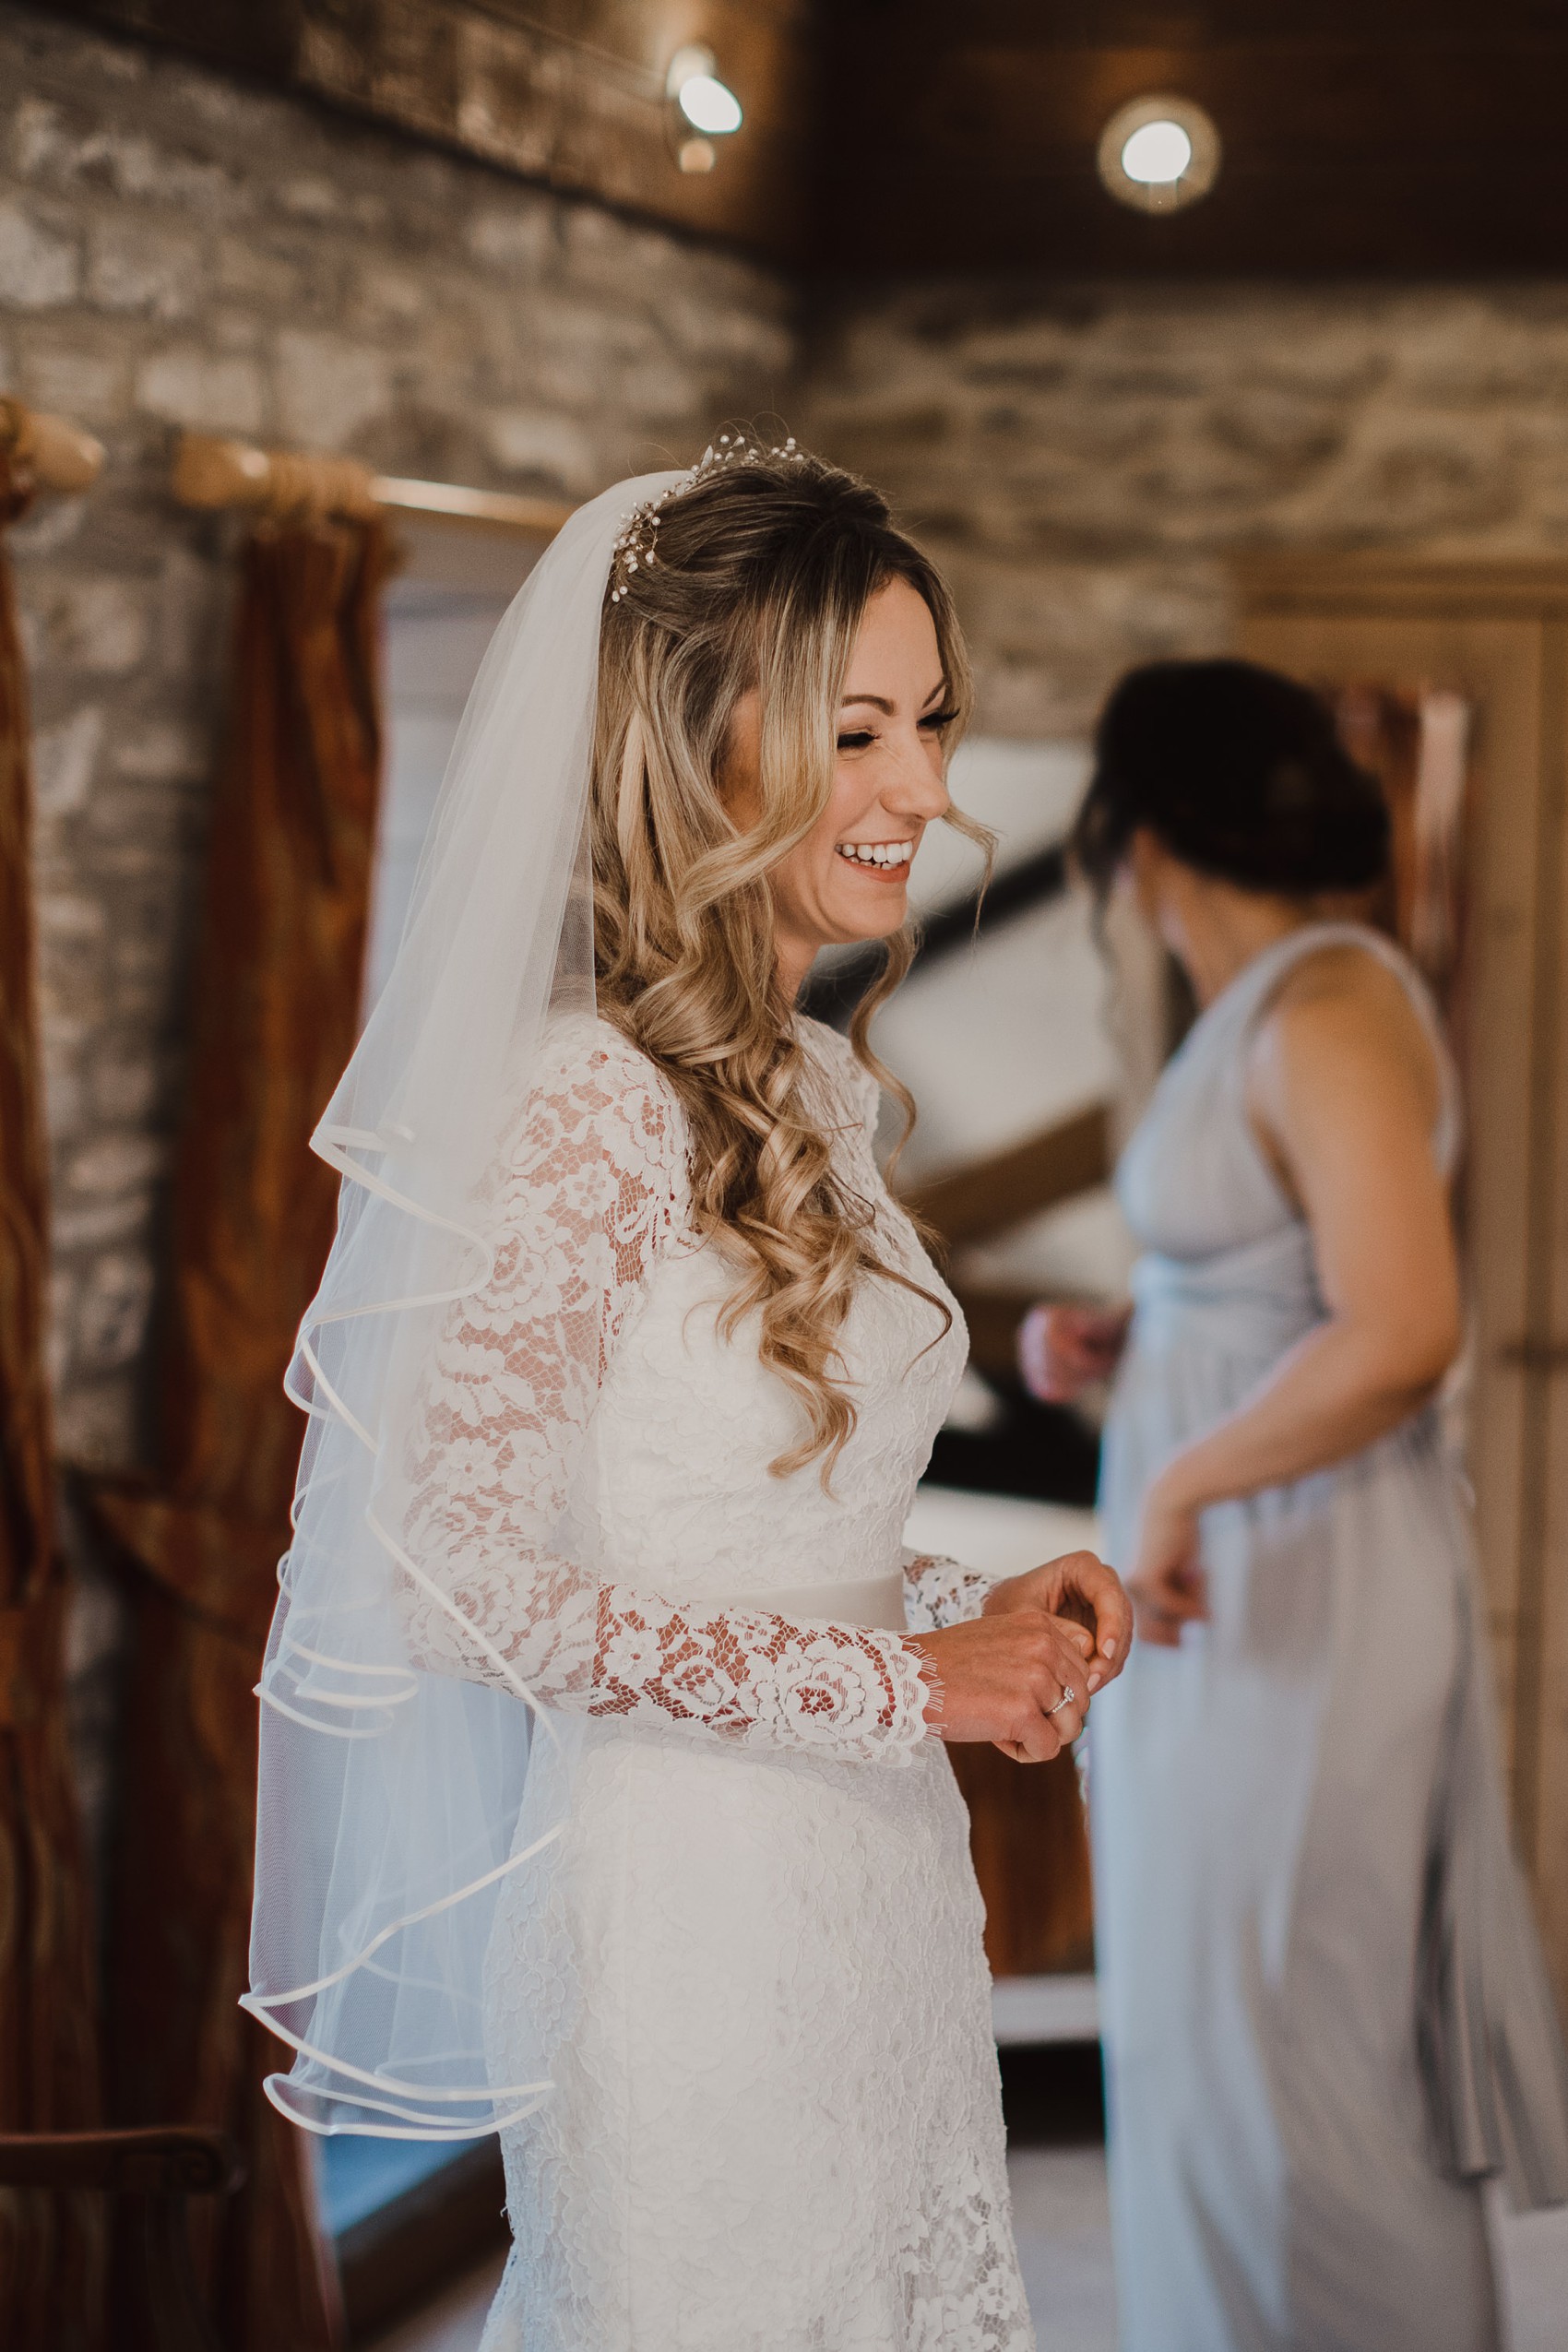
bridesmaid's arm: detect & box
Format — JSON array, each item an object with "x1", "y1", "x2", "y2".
[{"x1": 1134, "y1": 956, "x2": 1462, "y2": 1645}]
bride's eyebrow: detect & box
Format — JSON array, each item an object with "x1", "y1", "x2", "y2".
[{"x1": 838, "y1": 681, "x2": 950, "y2": 713}]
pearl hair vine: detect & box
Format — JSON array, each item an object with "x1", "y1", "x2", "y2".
[{"x1": 608, "y1": 431, "x2": 806, "y2": 601}]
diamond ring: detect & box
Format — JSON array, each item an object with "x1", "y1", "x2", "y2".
[{"x1": 1046, "y1": 1686, "x2": 1076, "y2": 1717}]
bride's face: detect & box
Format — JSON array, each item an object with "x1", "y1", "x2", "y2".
[{"x1": 723, "y1": 576, "x2": 955, "y2": 994}]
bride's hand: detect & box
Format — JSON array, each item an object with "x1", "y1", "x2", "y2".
[
  {"x1": 982, "y1": 1548, "x2": 1132, "y2": 1691},
  {"x1": 908, "y1": 1612, "x2": 1099, "y2": 1762}
]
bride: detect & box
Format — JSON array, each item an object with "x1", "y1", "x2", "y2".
[{"x1": 245, "y1": 438, "x2": 1132, "y2": 2349}]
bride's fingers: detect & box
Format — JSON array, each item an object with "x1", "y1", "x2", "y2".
[
  {"x1": 1032, "y1": 1658, "x2": 1087, "y2": 1745},
  {"x1": 1005, "y1": 1708, "x2": 1064, "y2": 1764},
  {"x1": 1043, "y1": 1693, "x2": 1086, "y2": 1743}
]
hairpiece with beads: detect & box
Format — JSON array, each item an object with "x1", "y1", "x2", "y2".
[{"x1": 608, "y1": 431, "x2": 805, "y2": 602}]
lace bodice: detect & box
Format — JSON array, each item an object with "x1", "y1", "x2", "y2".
[{"x1": 401, "y1": 1016, "x2": 984, "y2": 1765}]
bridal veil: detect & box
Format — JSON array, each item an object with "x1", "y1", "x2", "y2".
[{"x1": 244, "y1": 471, "x2": 686, "y2": 2137}]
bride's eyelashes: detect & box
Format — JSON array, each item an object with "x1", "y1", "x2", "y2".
[{"x1": 835, "y1": 708, "x2": 956, "y2": 754}]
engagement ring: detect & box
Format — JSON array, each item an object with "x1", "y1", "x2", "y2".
[{"x1": 1047, "y1": 1687, "x2": 1076, "y2": 1716}]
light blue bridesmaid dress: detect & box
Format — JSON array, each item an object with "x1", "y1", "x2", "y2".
[{"x1": 1090, "y1": 921, "x2": 1568, "y2": 2352}]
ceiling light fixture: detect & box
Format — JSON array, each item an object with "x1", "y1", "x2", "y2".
[
  {"x1": 666, "y1": 44, "x2": 743, "y2": 175},
  {"x1": 1097, "y1": 94, "x2": 1221, "y2": 215}
]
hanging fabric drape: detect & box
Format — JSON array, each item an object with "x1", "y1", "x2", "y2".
[
  {"x1": 89, "y1": 517, "x2": 391, "y2": 2350},
  {"x1": 0, "y1": 448, "x2": 106, "y2": 2346}
]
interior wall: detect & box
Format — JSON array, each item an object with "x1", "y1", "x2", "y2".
[
  {"x1": 0, "y1": 0, "x2": 795, "y2": 1475},
  {"x1": 802, "y1": 279, "x2": 1568, "y2": 737}
]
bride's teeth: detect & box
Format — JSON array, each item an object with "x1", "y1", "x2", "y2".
[{"x1": 838, "y1": 842, "x2": 910, "y2": 866}]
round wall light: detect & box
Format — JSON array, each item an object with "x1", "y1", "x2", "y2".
[
  {"x1": 1097, "y1": 94, "x2": 1220, "y2": 215},
  {"x1": 666, "y1": 44, "x2": 743, "y2": 174}
]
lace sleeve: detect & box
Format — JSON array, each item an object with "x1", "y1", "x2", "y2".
[
  {"x1": 901, "y1": 1549, "x2": 996, "y2": 1633},
  {"x1": 398, "y1": 1027, "x2": 932, "y2": 1767}
]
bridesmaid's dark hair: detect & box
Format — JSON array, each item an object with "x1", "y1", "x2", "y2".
[{"x1": 1072, "y1": 658, "x2": 1391, "y2": 897}]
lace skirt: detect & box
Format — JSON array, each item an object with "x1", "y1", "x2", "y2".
[{"x1": 479, "y1": 1726, "x2": 1035, "y2": 2352}]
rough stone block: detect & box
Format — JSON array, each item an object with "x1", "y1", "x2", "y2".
[
  {"x1": 110, "y1": 716, "x2": 212, "y2": 783},
  {"x1": 42, "y1": 1055, "x2": 87, "y2": 1145},
  {"x1": 483, "y1": 407, "x2": 597, "y2": 492},
  {"x1": 53, "y1": 1374, "x2": 138, "y2": 1474},
  {"x1": 87, "y1": 211, "x2": 205, "y2": 318},
  {"x1": 34, "y1": 575, "x2": 149, "y2": 674},
  {"x1": 0, "y1": 195, "x2": 77, "y2": 306},
  {"x1": 212, "y1": 232, "x2": 304, "y2": 310},
  {"x1": 51, "y1": 1195, "x2": 149, "y2": 1253},
  {"x1": 275, "y1": 327, "x2": 393, "y2": 447},
  {"x1": 33, "y1": 704, "x2": 105, "y2": 817},
  {"x1": 136, "y1": 345, "x2": 266, "y2": 433},
  {"x1": 75, "y1": 1251, "x2": 155, "y2": 1373},
  {"x1": 65, "y1": 1131, "x2": 164, "y2": 1197},
  {"x1": 90, "y1": 1053, "x2": 160, "y2": 1124},
  {"x1": 18, "y1": 332, "x2": 130, "y2": 422},
  {"x1": 466, "y1": 200, "x2": 552, "y2": 278}
]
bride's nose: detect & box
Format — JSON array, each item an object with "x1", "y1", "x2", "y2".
[{"x1": 883, "y1": 737, "x2": 951, "y2": 824}]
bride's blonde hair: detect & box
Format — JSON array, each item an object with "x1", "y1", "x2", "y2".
[{"x1": 591, "y1": 439, "x2": 983, "y2": 1478}]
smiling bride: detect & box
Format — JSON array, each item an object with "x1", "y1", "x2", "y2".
[{"x1": 245, "y1": 439, "x2": 1131, "y2": 2350}]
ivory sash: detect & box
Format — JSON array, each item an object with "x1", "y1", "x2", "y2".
[{"x1": 703, "y1": 1570, "x2": 908, "y2": 1633}]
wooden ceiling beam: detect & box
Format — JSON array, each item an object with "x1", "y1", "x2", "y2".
[
  {"x1": 52, "y1": 0, "x2": 815, "y2": 266},
  {"x1": 43, "y1": 2, "x2": 1568, "y2": 277},
  {"x1": 814, "y1": 12, "x2": 1568, "y2": 274}
]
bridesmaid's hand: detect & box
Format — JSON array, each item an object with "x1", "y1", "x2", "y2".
[
  {"x1": 1017, "y1": 1302, "x2": 1132, "y2": 1405},
  {"x1": 909, "y1": 1612, "x2": 1098, "y2": 1762},
  {"x1": 983, "y1": 1549, "x2": 1132, "y2": 1692},
  {"x1": 1128, "y1": 1476, "x2": 1209, "y2": 1648}
]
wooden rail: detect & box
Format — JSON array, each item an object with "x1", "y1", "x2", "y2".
[
  {"x1": 0, "y1": 397, "x2": 105, "y2": 495},
  {"x1": 172, "y1": 431, "x2": 575, "y2": 538},
  {"x1": 903, "y1": 1101, "x2": 1112, "y2": 1248}
]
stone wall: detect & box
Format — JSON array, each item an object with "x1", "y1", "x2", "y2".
[
  {"x1": 0, "y1": 3, "x2": 794, "y2": 1474},
  {"x1": 803, "y1": 280, "x2": 1568, "y2": 736},
  {"x1": 13, "y1": 4, "x2": 1568, "y2": 1829}
]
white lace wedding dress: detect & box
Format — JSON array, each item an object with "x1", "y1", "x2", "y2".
[{"x1": 404, "y1": 1013, "x2": 1034, "y2": 2351}]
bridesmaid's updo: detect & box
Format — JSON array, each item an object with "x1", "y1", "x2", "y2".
[{"x1": 1072, "y1": 658, "x2": 1390, "y2": 897}]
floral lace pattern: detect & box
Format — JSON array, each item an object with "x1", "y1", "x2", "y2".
[
  {"x1": 401, "y1": 1016, "x2": 1031, "y2": 2349},
  {"x1": 399, "y1": 1022, "x2": 930, "y2": 1764},
  {"x1": 905, "y1": 1550, "x2": 998, "y2": 1633}
]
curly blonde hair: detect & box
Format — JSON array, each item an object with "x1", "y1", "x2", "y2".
[{"x1": 590, "y1": 441, "x2": 985, "y2": 1479}]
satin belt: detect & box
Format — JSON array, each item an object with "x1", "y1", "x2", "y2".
[
  {"x1": 701, "y1": 1570, "x2": 909, "y2": 1633},
  {"x1": 1132, "y1": 1228, "x2": 1324, "y2": 1360}
]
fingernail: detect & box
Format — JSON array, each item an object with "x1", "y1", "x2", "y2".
[
  {"x1": 1087, "y1": 1670, "x2": 1102, "y2": 1693},
  {"x1": 1101, "y1": 1638, "x2": 1117, "y2": 1657}
]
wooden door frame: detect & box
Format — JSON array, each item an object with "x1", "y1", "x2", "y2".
[{"x1": 1237, "y1": 553, "x2": 1568, "y2": 2008}]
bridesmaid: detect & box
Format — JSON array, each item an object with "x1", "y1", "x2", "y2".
[{"x1": 1019, "y1": 658, "x2": 1568, "y2": 2352}]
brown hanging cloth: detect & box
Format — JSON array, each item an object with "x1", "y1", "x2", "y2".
[
  {"x1": 89, "y1": 513, "x2": 392, "y2": 2350},
  {"x1": 0, "y1": 447, "x2": 107, "y2": 2345}
]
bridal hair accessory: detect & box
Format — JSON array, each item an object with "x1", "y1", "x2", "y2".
[
  {"x1": 244, "y1": 472, "x2": 689, "y2": 2139},
  {"x1": 608, "y1": 431, "x2": 803, "y2": 600}
]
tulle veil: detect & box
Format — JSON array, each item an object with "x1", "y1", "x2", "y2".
[{"x1": 244, "y1": 472, "x2": 687, "y2": 2136}]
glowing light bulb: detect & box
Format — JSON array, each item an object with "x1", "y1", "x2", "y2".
[
  {"x1": 1120, "y1": 119, "x2": 1193, "y2": 185},
  {"x1": 677, "y1": 74, "x2": 742, "y2": 136}
]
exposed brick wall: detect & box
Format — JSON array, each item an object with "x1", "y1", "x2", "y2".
[
  {"x1": 0, "y1": 3, "x2": 794, "y2": 1473},
  {"x1": 803, "y1": 279, "x2": 1568, "y2": 736}
]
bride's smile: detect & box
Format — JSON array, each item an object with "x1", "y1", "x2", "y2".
[{"x1": 720, "y1": 572, "x2": 956, "y2": 997}]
